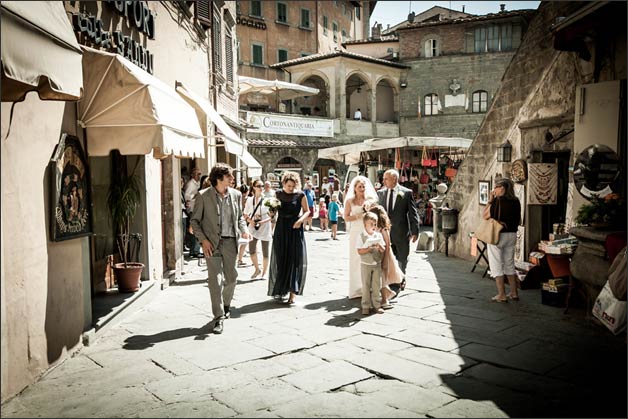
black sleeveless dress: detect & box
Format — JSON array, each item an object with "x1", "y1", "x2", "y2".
[{"x1": 268, "y1": 191, "x2": 308, "y2": 297}]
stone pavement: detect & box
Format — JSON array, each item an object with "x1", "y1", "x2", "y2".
[{"x1": 2, "y1": 228, "x2": 626, "y2": 418}]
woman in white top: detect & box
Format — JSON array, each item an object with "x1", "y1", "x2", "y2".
[
  {"x1": 244, "y1": 180, "x2": 273, "y2": 279},
  {"x1": 343, "y1": 175, "x2": 378, "y2": 298}
]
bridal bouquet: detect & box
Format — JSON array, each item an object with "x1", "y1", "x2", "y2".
[{"x1": 264, "y1": 197, "x2": 281, "y2": 215}]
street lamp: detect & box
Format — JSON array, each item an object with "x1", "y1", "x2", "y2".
[{"x1": 497, "y1": 140, "x2": 512, "y2": 162}]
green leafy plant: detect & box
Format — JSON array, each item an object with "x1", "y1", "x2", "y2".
[
  {"x1": 575, "y1": 193, "x2": 626, "y2": 229},
  {"x1": 107, "y1": 158, "x2": 142, "y2": 267}
]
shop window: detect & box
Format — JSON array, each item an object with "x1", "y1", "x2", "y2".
[
  {"x1": 472, "y1": 90, "x2": 488, "y2": 113},
  {"x1": 278, "y1": 48, "x2": 288, "y2": 63},
  {"x1": 300, "y1": 8, "x2": 311, "y2": 29},
  {"x1": 323, "y1": 16, "x2": 328, "y2": 35},
  {"x1": 277, "y1": 2, "x2": 287, "y2": 23},
  {"x1": 252, "y1": 44, "x2": 264, "y2": 66},
  {"x1": 424, "y1": 39, "x2": 438, "y2": 57},
  {"x1": 424, "y1": 93, "x2": 439, "y2": 116},
  {"x1": 250, "y1": 0, "x2": 262, "y2": 17}
]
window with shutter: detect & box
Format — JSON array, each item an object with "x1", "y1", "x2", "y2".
[
  {"x1": 277, "y1": 2, "x2": 287, "y2": 23},
  {"x1": 472, "y1": 90, "x2": 488, "y2": 113},
  {"x1": 300, "y1": 9, "x2": 310, "y2": 28},
  {"x1": 323, "y1": 16, "x2": 328, "y2": 35},
  {"x1": 225, "y1": 32, "x2": 233, "y2": 83},
  {"x1": 213, "y1": 10, "x2": 221, "y2": 71},
  {"x1": 252, "y1": 44, "x2": 263, "y2": 65},
  {"x1": 424, "y1": 94, "x2": 439, "y2": 116},
  {"x1": 251, "y1": 0, "x2": 262, "y2": 17},
  {"x1": 195, "y1": 0, "x2": 211, "y2": 30},
  {"x1": 278, "y1": 49, "x2": 288, "y2": 63},
  {"x1": 332, "y1": 22, "x2": 338, "y2": 42}
]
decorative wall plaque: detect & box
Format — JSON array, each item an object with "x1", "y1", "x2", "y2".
[
  {"x1": 511, "y1": 159, "x2": 528, "y2": 183},
  {"x1": 50, "y1": 134, "x2": 92, "y2": 241}
]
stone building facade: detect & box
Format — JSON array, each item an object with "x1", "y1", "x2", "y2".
[
  {"x1": 396, "y1": 10, "x2": 534, "y2": 139},
  {"x1": 443, "y1": 1, "x2": 626, "y2": 262}
]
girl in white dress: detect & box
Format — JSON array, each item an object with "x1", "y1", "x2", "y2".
[{"x1": 343, "y1": 176, "x2": 378, "y2": 298}]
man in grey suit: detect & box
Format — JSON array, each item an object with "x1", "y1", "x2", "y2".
[
  {"x1": 378, "y1": 169, "x2": 420, "y2": 296},
  {"x1": 191, "y1": 163, "x2": 250, "y2": 334}
]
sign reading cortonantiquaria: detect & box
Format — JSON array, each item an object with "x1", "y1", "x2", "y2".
[{"x1": 246, "y1": 112, "x2": 333, "y2": 137}]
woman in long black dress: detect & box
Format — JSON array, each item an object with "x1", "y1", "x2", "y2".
[{"x1": 268, "y1": 171, "x2": 310, "y2": 304}]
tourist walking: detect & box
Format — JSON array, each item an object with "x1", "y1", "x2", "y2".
[
  {"x1": 344, "y1": 175, "x2": 378, "y2": 299},
  {"x1": 483, "y1": 178, "x2": 521, "y2": 302},
  {"x1": 268, "y1": 171, "x2": 310, "y2": 304},
  {"x1": 190, "y1": 163, "x2": 250, "y2": 334},
  {"x1": 303, "y1": 182, "x2": 315, "y2": 231},
  {"x1": 328, "y1": 194, "x2": 341, "y2": 240},
  {"x1": 184, "y1": 167, "x2": 203, "y2": 257},
  {"x1": 237, "y1": 184, "x2": 250, "y2": 267},
  {"x1": 318, "y1": 199, "x2": 328, "y2": 231},
  {"x1": 377, "y1": 169, "x2": 419, "y2": 295},
  {"x1": 244, "y1": 180, "x2": 272, "y2": 279}
]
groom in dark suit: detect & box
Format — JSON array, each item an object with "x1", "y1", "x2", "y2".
[{"x1": 378, "y1": 169, "x2": 420, "y2": 295}]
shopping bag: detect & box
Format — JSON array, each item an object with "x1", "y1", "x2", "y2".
[
  {"x1": 445, "y1": 167, "x2": 457, "y2": 178},
  {"x1": 475, "y1": 218, "x2": 504, "y2": 245},
  {"x1": 592, "y1": 281, "x2": 627, "y2": 335},
  {"x1": 429, "y1": 149, "x2": 438, "y2": 167}
]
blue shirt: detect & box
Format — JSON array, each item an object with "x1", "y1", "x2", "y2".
[
  {"x1": 304, "y1": 188, "x2": 315, "y2": 207},
  {"x1": 328, "y1": 201, "x2": 340, "y2": 222}
]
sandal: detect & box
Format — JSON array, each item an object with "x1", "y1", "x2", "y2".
[
  {"x1": 507, "y1": 294, "x2": 520, "y2": 301},
  {"x1": 251, "y1": 268, "x2": 261, "y2": 279},
  {"x1": 491, "y1": 295, "x2": 509, "y2": 303},
  {"x1": 399, "y1": 279, "x2": 406, "y2": 291}
]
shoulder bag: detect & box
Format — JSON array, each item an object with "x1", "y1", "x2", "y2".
[{"x1": 475, "y1": 200, "x2": 504, "y2": 245}]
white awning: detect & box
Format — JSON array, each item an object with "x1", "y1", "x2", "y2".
[
  {"x1": 238, "y1": 150, "x2": 262, "y2": 178},
  {"x1": 238, "y1": 76, "x2": 319, "y2": 100},
  {"x1": 78, "y1": 46, "x2": 204, "y2": 158},
  {"x1": 318, "y1": 136, "x2": 473, "y2": 164},
  {"x1": 175, "y1": 82, "x2": 244, "y2": 155},
  {"x1": 1, "y1": 1, "x2": 83, "y2": 101},
  {"x1": 174, "y1": 82, "x2": 262, "y2": 177}
]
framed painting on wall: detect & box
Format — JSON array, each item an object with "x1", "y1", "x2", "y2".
[
  {"x1": 478, "y1": 180, "x2": 491, "y2": 205},
  {"x1": 50, "y1": 134, "x2": 92, "y2": 241}
]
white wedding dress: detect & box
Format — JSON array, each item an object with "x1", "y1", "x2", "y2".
[{"x1": 348, "y1": 204, "x2": 365, "y2": 299}]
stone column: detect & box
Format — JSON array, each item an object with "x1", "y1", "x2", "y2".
[
  {"x1": 337, "y1": 62, "x2": 346, "y2": 133},
  {"x1": 370, "y1": 84, "x2": 377, "y2": 136}
]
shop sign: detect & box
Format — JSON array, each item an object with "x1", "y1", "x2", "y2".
[
  {"x1": 246, "y1": 112, "x2": 334, "y2": 138},
  {"x1": 71, "y1": 3, "x2": 155, "y2": 74},
  {"x1": 105, "y1": 0, "x2": 156, "y2": 39}
]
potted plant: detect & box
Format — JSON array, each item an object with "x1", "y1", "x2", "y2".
[
  {"x1": 107, "y1": 156, "x2": 144, "y2": 292},
  {"x1": 575, "y1": 193, "x2": 627, "y2": 230}
]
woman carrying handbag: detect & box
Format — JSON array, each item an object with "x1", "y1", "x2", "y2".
[{"x1": 482, "y1": 178, "x2": 521, "y2": 302}]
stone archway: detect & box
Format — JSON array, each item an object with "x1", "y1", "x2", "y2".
[
  {"x1": 346, "y1": 72, "x2": 371, "y2": 120},
  {"x1": 293, "y1": 74, "x2": 329, "y2": 117},
  {"x1": 376, "y1": 78, "x2": 397, "y2": 122}
]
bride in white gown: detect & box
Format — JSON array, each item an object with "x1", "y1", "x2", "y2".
[{"x1": 343, "y1": 175, "x2": 378, "y2": 299}]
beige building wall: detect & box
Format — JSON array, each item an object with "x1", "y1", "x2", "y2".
[
  {"x1": 1, "y1": 98, "x2": 88, "y2": 402},
  {"x1": 345, "y1": 40, "x2": 399, "y2": 59}
]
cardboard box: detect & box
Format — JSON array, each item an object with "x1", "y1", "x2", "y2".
[{"x1": 529, "y1": 251, "x2": 545, "y2": 266}]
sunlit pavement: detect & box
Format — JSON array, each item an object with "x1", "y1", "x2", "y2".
[{"x1": 2, "y1": 229, "x2": 626, "y2": 418}]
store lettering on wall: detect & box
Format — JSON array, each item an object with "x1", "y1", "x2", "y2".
[{"x1": 71, "y1": 1, "x2": 156, "y2": 74}]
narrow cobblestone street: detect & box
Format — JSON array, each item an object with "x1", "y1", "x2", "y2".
[{"x1": 2, "y1": 229, "x2": 626, "y2": 418}]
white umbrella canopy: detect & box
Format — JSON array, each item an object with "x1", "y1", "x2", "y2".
[{"x1": 238, "y1": 76, "x2": 319, "y2": 101}]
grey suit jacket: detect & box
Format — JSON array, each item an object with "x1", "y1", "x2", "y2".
[
  {"x1": 190, "y1": 186, "x2": 249, "y2": 249},
  {"x1": 378, "y1": 185, "x2": 420, "y2": 244}
]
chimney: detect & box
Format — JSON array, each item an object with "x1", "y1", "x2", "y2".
[
  {"x1": 408, "y1": 11, "x2": 415, "y2": 23},
  {"x1": 372, "y1": 23, "x2": 381, "y2": 38},
  {"x1": 500, "y1": 4, "x2": 506, "y2": 12},
  {"x1": 462, "y1": 5, "x2": 465, "y2": 13}
]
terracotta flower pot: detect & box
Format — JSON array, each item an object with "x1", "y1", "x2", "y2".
[{"x1": 113, "y1": 262, "x2": 144, "y2": 293}]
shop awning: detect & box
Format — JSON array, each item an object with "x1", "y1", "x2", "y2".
[
  {"x1": 175, "y1": 82, "x2": 244, "y2": 155},
  {"x1": 175, "y1": 82, "x2": 262, "y2": 177},
  {"x1": 78, "y1": 46, "x2": 204, "y2": 158},
  {"x1": 1, "y1": 1, "x2": 83, "y2": 101},
  {"x1": 318, "y1": 136, "x2": 473, "y2": 164}
]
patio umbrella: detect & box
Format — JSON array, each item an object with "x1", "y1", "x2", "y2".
[{"x1": 238, "y1": 76, "x2": 319, "y2": 109}]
